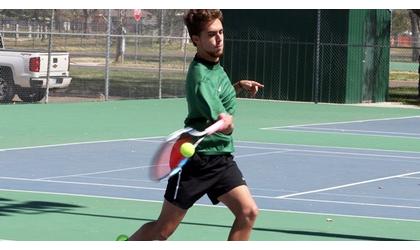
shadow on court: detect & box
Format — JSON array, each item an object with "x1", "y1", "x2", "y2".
[
  {"x1": 252, "y1": 227, "x2": 409, "y2": 241},
  {"x1": 1, "y1": 198, "x2": 408, "y2": 241},
  {"x1": 0, "y1": 199, "x2": 83, "y2": 216}
]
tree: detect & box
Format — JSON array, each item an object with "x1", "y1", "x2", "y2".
[
  {"x1": 0, "y1": 9, "x2": 52, "y2": 26},
  {"x1": 409, "y1": 10, "x2": 420, "y2": 98},
  {"x1": 409, "y1": 10, "x2": 420, "y2": 61},
  {"x1": 0, "y1": 10, "x2": 53, "y2": 40},
  {"x1": 391, "y1": 10, "x2": 410, "y2": 36},
  {"x1": 114, "y1": 10, "x2": 129, "y2": 63},
  {"x1": 82, "y1": 9, "x2": 99, "y2": 33}
]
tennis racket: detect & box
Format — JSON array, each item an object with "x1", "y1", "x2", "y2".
[{"x1": 150, "y1": 119, "x2": 225, "y2": 182}]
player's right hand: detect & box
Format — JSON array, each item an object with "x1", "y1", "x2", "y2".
[{"x1": 218, "y1": 113, "x2": 234, "y2": 134}]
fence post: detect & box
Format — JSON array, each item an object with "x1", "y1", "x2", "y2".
[
  {"x1": 418, "y1": 55, "x2": 420, "y2": 98},
  {"x1": 45, "y1": 9, "x2": 54, "y2": 104},
  {"x1": 36, "y1": 25, "x2": 40, "y2": 39},
  {"x1": 105, "y1": 9, "x2": 111, "y2": 101},
  {"x1": 158, "y1": 9, "x2": 164, "y2": 99},
  {"x1": 15, "y1": 24, "x2": 19, "y2": 39},
  {"x1": 314, "y1": 9, "x2": 322, "y2": 104}
]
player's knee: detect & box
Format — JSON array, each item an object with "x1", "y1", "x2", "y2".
[
  {"x1": 249, "y1": 205, "x2": 259, "y2": 221},
  {"x1": 157, "y1": 232, "x2": 170, "y2": 241},
  {"x1": 156, "y1": 227, "x2": 176, "y2": 241},
  {"x1": 239, "y1": 205, "x2": 259, "y2": 222}
]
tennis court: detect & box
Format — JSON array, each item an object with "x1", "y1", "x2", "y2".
[{"x1": 1, "y1": 99, "x2": 420, "y2": 240}]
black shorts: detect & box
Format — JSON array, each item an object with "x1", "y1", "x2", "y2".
[{"x1": 164, "y1": 153, "x2": 247, "y2": 209}]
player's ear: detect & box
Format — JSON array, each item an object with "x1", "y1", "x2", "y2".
[{"x1": 191, "y1": 35, "x2": 200, "y2": 47}]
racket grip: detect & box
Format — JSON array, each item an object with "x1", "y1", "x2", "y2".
[{"x1": 205, "y1": 119, "x2": 225, "y2": 135}]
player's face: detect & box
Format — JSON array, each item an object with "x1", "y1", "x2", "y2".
[{"x1": 193, "y1": 18, "x2": 224, "y2": 62}]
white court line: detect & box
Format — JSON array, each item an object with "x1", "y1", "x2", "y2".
[
  {"x1": 234, "y1": 150, "x2": 290, "y2": 158},
  {"x1": 282, "y1": 126, "x2": 420, "y2": 137},
  {"x1": 400, "y1": 176, "x2": 420, "y2": 180},
  {"x1": 254, "y1": 188, "x2": 420, "y2": 203},
  {"x1": 278, "y1": 128, "x2": 420, "y2": 140},
  {"x1": 1, "y1": 188, "x2": 420, "y2": 223},
  {"x1": 0, "y1": 136, "x2": 163, "y2": 152},
  {"x1": 236, "y1": 145, "x2": 420, "y2": 161},
  {"x1": 74, "y1": 175, "x2": 154, "y2": 183},
  {"x1": 1, "y1": 135, "x2": 418, "y2": 156},
  {"x1": 236, "y1": 140, "x2": 420, "y2": 155},
  {"x1": 260, "y1": 115, "x2": 420, "y2": 130},
  {"x1": 304, "y1": 190, "x2": 420, "y2": 203},
  {"x1": 38, "y1": 165, "x2": 151, "y2": 180},
  {"x1": 38, "y1": 151, "x2": 288, "y2": 181},
  {"x1": 276, "y1": 171, "x2": 420, "y2": 199},
  {"x1": 0, "y1": 176, "x2": 165, "y2": 191},
  {"x1": 253, "y1": 195, "x2": 420, "y2": 210},
  {"x1": 280, "y1": 197, "x2": 420, "y2": 210},
  {"x1": 35, "y1": 148, "x2": 287, "y2": 182}
]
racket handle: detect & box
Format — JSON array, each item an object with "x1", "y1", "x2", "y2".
[
  {"x1": 168, "y1": 158, "x2": 188, "y2": 178},
  {"x1": 205, "y1": 119, "x2": 225, "y2": 135}
]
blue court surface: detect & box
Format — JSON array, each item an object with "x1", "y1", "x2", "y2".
[
  {"x1": 1, "y1": 137, "x2": 420, "y2": 222},
  {"x1": 2, "y1": 100, "x2": 420, "y2": 241},
  {"x1": 264, "y1": 116, "x2": 420, "y2": 139}
]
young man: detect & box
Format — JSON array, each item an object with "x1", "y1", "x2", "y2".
[{"x1": 129, "y1": 9, "x2": 263, "y2": 241}]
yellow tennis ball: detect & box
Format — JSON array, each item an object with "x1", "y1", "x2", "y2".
[{"x1": 180, "y1": 142, "x2": 195, "y2": 158}]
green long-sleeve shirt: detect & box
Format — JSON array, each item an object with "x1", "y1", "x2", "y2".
[{"x1": 184, "y1": 55, "x2": 237, "y2": 155}]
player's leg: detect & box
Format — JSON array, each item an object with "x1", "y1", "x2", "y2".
[
  {"x1": 218, "y1": 185, "x2": 259, "y2": 240},
  {"x1": 128, "y1": 199, "x2": 187, "y2": 240}
]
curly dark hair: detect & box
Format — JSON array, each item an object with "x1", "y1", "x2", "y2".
[{"x1": 183, "y1": 9, "x2": 223, "y2": 46}]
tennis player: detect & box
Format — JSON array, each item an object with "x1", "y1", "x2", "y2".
[{"x1": 129, "y1": 9, "x2": 263, "y2": 241}]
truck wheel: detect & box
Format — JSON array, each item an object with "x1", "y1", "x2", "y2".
[
  {"x1": 17, "y1": 88, "x2": 46, "y2": 102},
  {"x1": 0, "y1": 68, "x2": 16, "y2": 103}
]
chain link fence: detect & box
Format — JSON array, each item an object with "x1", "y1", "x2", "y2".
[
  {"x1": 0, "y1": 9, "x2": 419, "y2": 104},
  {"x1": 223, "y1": 10, "x2": 397, "y2": 104},
  {"x1": 0, "y1": 9, "x2": 193, "y2": 103}
]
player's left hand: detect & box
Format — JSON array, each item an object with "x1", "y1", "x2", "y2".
[{"x1": 235, "y1": 80, "x2": 264, "y2": 97}]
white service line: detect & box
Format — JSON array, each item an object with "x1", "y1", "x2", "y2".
[
  {"x1": 2, "y1": 188, "x2": 420, "y2": 223},
  {"x1": 283, "y1": 197, "x2": 420, "y2": 210},
  {"x1": 276, "y1": 171, "x2": 420, "y2": 199},
  {"x1": 0, "y1": 176, "x2": 164, "y2": 191},
  {"x1": 0, "y1": 136, "x2": 163, "y2": 152},
  {"x1": 399, "y1": 176, "x2": 420, "y2": 180},
  {"x1": 38, "y1": 165, "x2": 151, "y2": 180},
  {"x1": 236, "y1": 140, "x2": 420, "y2": 155},
  {"x1": 281, "y1": 126, "x2": 420, "y2": 137},
  {"x1": 236, "y1": 145, "x2": 420, "y2": 161},
  {"x1": 234, "y1": 150, "x2": 289, "y2": 158},
  {"x1": 253, "y1": 195, "x2": 420, "y2": 210},
  {"x1": 278, "y1": 128, "x2": 420, "y2": 140},
  {"x1": 260, "y1": 115, "x2": 420, "y2": 130}
]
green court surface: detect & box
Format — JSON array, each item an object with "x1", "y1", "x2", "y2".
[
  {"x1": 1, "y1": 99, "x2": 420, "y2": 241},
  {"x1": 1, "y1": 189, "x2": 419, "y2": 241},
  {"x1": 2, "y1": 99, "x2": 420, "y2": 152},
  {"x1": 390, "y1": 61, "x2": 419, "y2": 72}
]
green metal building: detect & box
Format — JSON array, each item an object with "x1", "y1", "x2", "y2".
[{"x1": 221, "y1": 10, "x2": 391, "y2": 104}]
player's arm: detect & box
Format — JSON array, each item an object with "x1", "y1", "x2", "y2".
[
  {"x1": 195, "y1": 80, "x2": 233, "y2": 134},
  {"x1": 233, "y1": 80, "x2": 264, "y2": 97}
]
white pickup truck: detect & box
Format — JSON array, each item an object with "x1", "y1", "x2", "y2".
[{"x1": 0, "y1": 35, "x2": 72, "y2": 103}]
